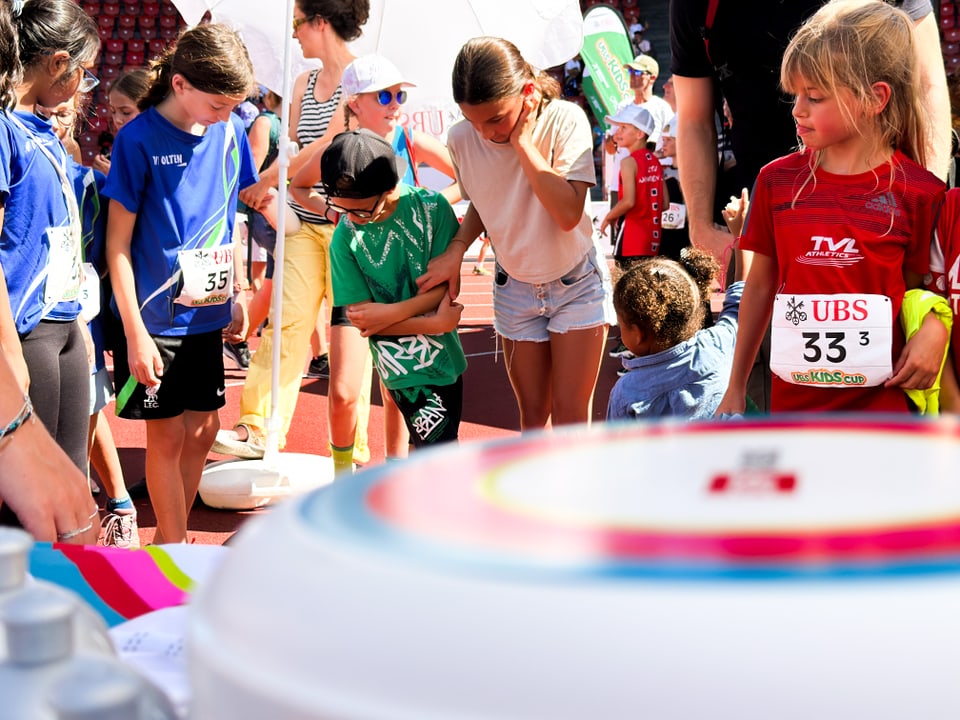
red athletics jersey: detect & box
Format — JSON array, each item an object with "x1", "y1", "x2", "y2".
[
  {"x1": 742, "y1": 149, "x2": 945, "y2": 413},
  {"x1": 930, "y1": 188, "x2": 960, "y2": 381},
  {"x1": 618, "y1": 148, "x2": 663, "y2": 259}
]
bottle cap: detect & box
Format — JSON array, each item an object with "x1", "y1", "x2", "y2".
[{"x1": 2, "y1": 585, "x2": 74, "y2": 665}]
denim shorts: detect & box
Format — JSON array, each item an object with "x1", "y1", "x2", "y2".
[
  {"x1": 493, "y1": 245, "x2": 615, "y2": 342},
  {"x1": 247, "y1": 209, "x2": 277, "y2": 256}
]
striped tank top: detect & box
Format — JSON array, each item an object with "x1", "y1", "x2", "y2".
[{"x1": 290, "y1": 69, "x2": 343, "y2": 224}]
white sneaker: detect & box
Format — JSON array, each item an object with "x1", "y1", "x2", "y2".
[
  {"x1": 100, "y1": 509, "x2": 140, "y2": 549},
  {"x1": 211, "y1": 423, "x2": 266, "y2": 459}
]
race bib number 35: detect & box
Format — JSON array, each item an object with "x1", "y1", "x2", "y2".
[
  {"x1": 176, "y1": 247, "x2": 233, "y2": 307},
  {"x1": 770, "y1": 293, "x2": 893, "y2": 388}
]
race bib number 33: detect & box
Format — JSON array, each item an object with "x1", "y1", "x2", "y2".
[{"x1": 770, "y1": 293, "x2": 893, "y2": 388}]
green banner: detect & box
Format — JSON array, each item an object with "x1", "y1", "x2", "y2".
[{"x1": 580, "y1": 4, "x2": 633, "y2": 133}]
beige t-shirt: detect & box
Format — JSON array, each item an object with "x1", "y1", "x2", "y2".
[{"x1": 448, "y1": 99, "x2": 596, "y2": 284}]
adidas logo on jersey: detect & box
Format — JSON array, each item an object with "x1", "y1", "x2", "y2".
[{"x1": 864, "y1": 192, "x2": 902, "y2": 218}]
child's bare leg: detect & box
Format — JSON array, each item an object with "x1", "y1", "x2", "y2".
[
  {"x1": 89, "y1": 410, "x2": 126, "y2": 499},
  {"x1": 381, "y1": 379, "x2": 409, "y2": 458}
]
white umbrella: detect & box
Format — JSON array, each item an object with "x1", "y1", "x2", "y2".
[
  {"x1": 170, "y1": 0, "x2": 318, "y2": 95},
  {"x1": 174, "y1": 0, "x2": 583, "y2": 137},
  {"x1": 351, "y1": 0, "x2": 584, "y2": 140}
]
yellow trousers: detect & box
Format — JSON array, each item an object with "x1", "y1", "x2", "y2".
[{"x1": 239, "y1": 222, "x2": 371, "y2": 463}]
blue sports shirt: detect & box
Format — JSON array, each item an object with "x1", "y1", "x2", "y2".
[{"x1": 103, "y1": 108, "x2": 258, "y2": 336}]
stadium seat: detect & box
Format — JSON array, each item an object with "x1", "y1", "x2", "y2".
[{"x1": 149, "y1": 39, "x2": 167, "y2": 57}]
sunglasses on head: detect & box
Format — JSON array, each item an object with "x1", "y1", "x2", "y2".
[{"x1": 375, "y1": 89, "x2": 407, "y2": 106}]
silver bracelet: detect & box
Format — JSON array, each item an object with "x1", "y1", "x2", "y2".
[{"x1": 0, "y1": 395, "x2": 33, "y2": 444}]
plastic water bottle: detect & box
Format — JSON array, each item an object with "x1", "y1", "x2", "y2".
[
  {"x1": 0, "y1": 527, "x2": 113, "y2": 662},
  {"x1": 0, "y1": 585, "x2": 179, "y2": 719}
]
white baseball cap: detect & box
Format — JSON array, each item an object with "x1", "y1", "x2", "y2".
[
  {"x1": 661, "y1": 115, "x2": 677, "y2": 139},
  {"x1": 342, "y1": 54, "x2": 416, "y2": 96},
  {"x1": 605, "y1": 104, "x2": 657, "y2": 141}
]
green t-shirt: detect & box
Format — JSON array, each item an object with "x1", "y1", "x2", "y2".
[{"x1": 330, "y1": 184, "x2": 467, "y2": 391}]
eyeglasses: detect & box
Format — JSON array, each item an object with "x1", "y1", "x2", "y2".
[
  {"x1": 375, "y1": 89, "x2": 407, "y2": 106},
  {"x1": 78, "y1": 67, "x2": 99, "y2": 93},
  {"x1": 37, "y1": 105, "x2": 77, "y2": 129},
  {"x1": 326, "y1": 193, "x2": 384, "y2": 220},
  {"x1": 292, "y1": 15, "x2": 315, "y2": 32},
  {"x1": 627, "y1": 68, "x2": 652, "y2": 77}
]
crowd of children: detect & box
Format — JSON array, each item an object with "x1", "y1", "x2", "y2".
[{"x1": 3, "y1": 0, "x2": 960, "y2": 545}]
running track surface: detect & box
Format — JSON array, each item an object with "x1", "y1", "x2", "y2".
[{"x1": 100, "y1": 246, "x2": 626, "y2": 546}]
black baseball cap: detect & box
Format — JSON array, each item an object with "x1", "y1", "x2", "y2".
[{"x1": 320, "y1": 129, "x2": 406, "y2": 199}]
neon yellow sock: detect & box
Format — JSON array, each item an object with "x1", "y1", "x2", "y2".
[{"x1": 330, "y1": 444, "x2": 355, "y2": 476}]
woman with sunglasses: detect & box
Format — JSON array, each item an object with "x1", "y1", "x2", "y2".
[
  {"x1": 0, "y1": 0, "x2": 99, "y2": 491},
  {"x1": 291, "y1": 53, "x2": 462, "y2": 462},
  {"x1": 215, "y1": 0, "x2": 373, "y2": 469}
]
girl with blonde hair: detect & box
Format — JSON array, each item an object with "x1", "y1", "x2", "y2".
[{"x1": 717, "y1": 0, "x2": 948, "y2": 415}]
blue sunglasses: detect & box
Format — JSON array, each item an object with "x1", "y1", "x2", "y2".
[{"x1": 376, "y1": 89, "x2": 408, "y2": 106}]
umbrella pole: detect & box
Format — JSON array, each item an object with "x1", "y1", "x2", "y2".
[{"x1": 263, "y1": 0, "x2": 298, "y2": 461}]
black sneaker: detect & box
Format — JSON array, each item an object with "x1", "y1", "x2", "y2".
[
  {"x1": 306, "y1": 353, "x2": 330, "y2": 378},
  {"x1": 617, "y1": 366, "x2": 630, "y2": 377},
  {"x1": 609, "y1": 342, "x2": 633, "y2": 359},
  {"x1": 223, "y1": 341, "x2": 251, "y2": 369}
]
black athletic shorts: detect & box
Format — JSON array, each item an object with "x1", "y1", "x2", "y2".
[
  {"x1": 114, "y1": 329, "x2": 226, "y2": 420},
  {"x1": 388, "y1": 376, "x2": 462, "y2": 447}
]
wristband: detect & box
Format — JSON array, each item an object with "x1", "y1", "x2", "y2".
[{"x1": 0, "y1": 394, "x2": 33, "y2": 448}]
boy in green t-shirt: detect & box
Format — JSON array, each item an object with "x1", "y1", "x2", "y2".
[{"x1": 322, "y1": 130, "x2": 467, "y2": 453}]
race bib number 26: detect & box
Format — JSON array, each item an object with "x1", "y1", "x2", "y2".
[{"x1": 770, "y1": 293, "x2": 893, "y2": 388}]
